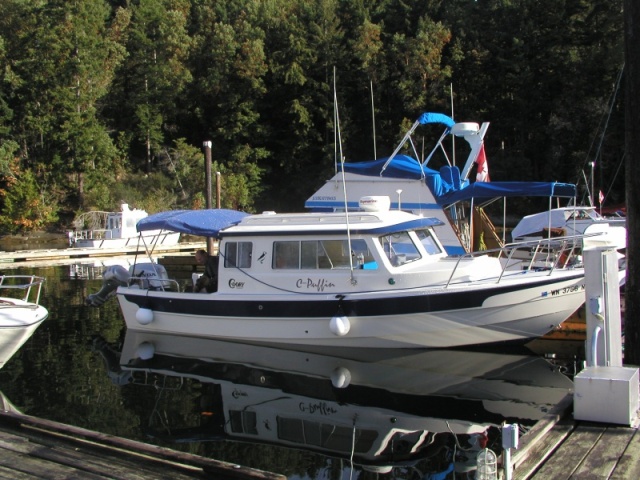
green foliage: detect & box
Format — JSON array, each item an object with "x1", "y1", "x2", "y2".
[
  {"x1": 0, "y1": 169, "x2": 58, "y2": 233},
  {"x1": 0, "y1": 0, "x2": 626, "y2": 228}
]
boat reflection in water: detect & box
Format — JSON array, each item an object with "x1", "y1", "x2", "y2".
[
  {"x1": 0, "y1": 317, "x2": 45, "y2": 411},
  {"x1": 97, "y1": 330, "x2": 574, "y2": 477}
]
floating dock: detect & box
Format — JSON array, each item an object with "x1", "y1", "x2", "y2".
[
  {"x1": 0, "y1": 242, "x2": 206, "y2": 265},
  {"x1": 512, "y1": 395, "x2": 640, "y2": 479}
]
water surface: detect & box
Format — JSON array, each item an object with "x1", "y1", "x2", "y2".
[{"x1": 0, "y1": 260, "x2": 581, "y2": 479}]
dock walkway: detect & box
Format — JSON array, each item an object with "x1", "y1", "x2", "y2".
[
  {"x1": 512, "y1": 395, "x2": 640, "y2": 479},
  {"x1": 0, "y1": 242, "x2": 206, "y2": 265},
  {"x1": 0, "y1": 398, "x2": 284, "y2": 480}
]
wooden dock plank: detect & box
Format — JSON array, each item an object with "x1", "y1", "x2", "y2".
[
  {"x1": 0, "y1": 426, "x2": 199, "y2": 480},
  {"x1": 0, "y1": 444, "x2": 109, "y2": 479},
  {"x1": 0, "y1": 409, "x2": 286, "y2": 480},
  {"x1": 529, "y1": 423, "x2": 606, "y2": 479},
  {"x1": 0, "y1": 464, "x2": 42, "y2": 479},
  {"x1": 513, "y1": 419, "x2": 575, "y2": 480},
  {"x1": 609, "y1": 427, "x2": 640, "y2": 479},
  {"x1": 571, "y1": 425, "x2": 637, "y2": 479}
]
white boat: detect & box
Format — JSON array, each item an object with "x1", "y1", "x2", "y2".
[
  {"x1": 0, "y1": 275, "x2": 48, "y2": 368},
  {"x1": 511, "y1": 206, "x2": 626, "y2": 246},
  {"x1": 68, "y1": 203, "x2": 180, "y2": 250},
  {"x1": 95, "y1": 331, "x2": 574, "y2": 473},
  {"x1": 86, "y1": 202, "x2": 611, "y2": 349}
]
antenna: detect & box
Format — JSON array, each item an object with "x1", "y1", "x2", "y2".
[
  {"x1": 370, "y1": 79, "x2": 377, "y2": 159},
  {"x1": 333, "y1": 68, "x2": 356, "y2": 282},
  {"x1": 450, "y1": 83, "x2": 455, "y2": 166}
]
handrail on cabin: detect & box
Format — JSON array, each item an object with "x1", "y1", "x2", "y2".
[{"x1": 444, "y1": 232, "x2": 599, "y2": 288}]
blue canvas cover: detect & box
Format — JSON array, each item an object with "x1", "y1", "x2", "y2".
[
  {"x1": 341, "y1": 155, "x2": 576, "y2": 206},
  {"x1": 342, "y1": 154, "x2": 430, "y2": 179},
  {"x1": 437, "y1": 181, "x2": 577, "y2": 206},
  {"x1": 137, "y1": 209, "x2": 248, "y2": 237}
]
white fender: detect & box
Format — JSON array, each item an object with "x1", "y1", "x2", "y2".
[
  {"x1": 330, "y1": 315, "x2": 350, "y2": 336},
  {"x1": 330, "y1": 367, "x2": 352, "y2": 389},
  {"x1": 136, "y1": 342, "x2": 155, "y2": 360},
  {"x1": 136, "y1": 308, "x2": 154, "y2": 325}
]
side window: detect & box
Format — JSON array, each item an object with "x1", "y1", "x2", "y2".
[
  {"x1": 378, "y1": 232, "x2": 421, "y2": 266},
  {"x1": 237, "y1": 242, "x2": 252, "y2": 268},
  {"x1": 416, "y1": 229, "x2": 441, "y2": 255},
  {"x1": 273, "y1": 241, "x2": 300, "y2": 269},
  {"x1": 272, "y1": 240, "x2": 376, "y2": 270},
  {"x1": 224, "y1": 242, "x2": 253, "y2": 268}
]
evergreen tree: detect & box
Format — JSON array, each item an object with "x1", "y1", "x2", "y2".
[{"x1": 106, "y1": 0, "x2": 193, "y2": 173}]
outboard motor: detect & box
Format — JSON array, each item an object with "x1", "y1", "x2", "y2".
[
  {"x1": 129, "y1": 263, "x2": 171, "y2": 290},
  {"x1": 85, "y1": 265, "x2": 131, "y2": 307}
]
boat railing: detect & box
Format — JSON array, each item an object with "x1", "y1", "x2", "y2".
[
  {"x1": 72, "y1": 229, "x2": 114, "y2": 241},
  {"x1": 0, "y1": 275, "x2": 45, "y2": 307},
  {"x1": 444, "y1": 233, "x2": 594, "y2": 288},
  {"x1": 126, "y1": 275, "x2": 180, "y2": 292}
]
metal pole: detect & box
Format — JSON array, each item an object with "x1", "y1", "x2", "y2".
[
  {"x1": 203, "y1": 141, "x2": 214, "y2": 254},
  {"x1": 203, "y1": 141, "x2": 213, "y2": 210},
  {"x1": 216, "y1": 171, "x2": 221, "y2": 209}
]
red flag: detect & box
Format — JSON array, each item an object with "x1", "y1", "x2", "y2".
[
  {"x1": 598, "y1": 190, "x2": 604, "y2": 205},
  {"x1": 475, "y1": 144, "x2": 490, "y2": 182}
]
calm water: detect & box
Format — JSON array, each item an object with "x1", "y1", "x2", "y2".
[{"x1": 1, "y1": 259, "x2": 582, "y2": 479}]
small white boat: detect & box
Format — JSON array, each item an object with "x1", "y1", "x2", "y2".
[
  {"x1": 94, "y1": 331, "x2": 574, "y2": 472},
  {"x1": 86, "y1": 201, "x2": 611, "y2": 349},
  {"x1": 68, "y1": 203, "x2": 180, "y2": 250},
  {"x1": 511, "y1": 206, "x2": 626, "y2": 246},
  {"x1": 0, "y1": 275, "x2": 48, "y2": 368}
]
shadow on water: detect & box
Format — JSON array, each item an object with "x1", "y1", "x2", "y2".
[{"x1": 0, "y1": 261, "x2": 585, "y2": 479}]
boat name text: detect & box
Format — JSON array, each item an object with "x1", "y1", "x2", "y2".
[
  {"x1": 299, "y1": 401, "x2": 338, "y2": 415},
  {"x1": 296, "y1": 278, "x2": 336, "y2": 291}
]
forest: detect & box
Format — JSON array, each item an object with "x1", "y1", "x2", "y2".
[{"x1": 0, "y1": 0, "x2": 625, "y2": 234}]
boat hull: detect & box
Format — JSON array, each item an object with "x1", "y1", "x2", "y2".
[
  {"x1": 0, "y1": 317, "x2": 47, "y2": 368},
  {"x1": 117, "y1": 272, "x2": 585, "y2": 348}
]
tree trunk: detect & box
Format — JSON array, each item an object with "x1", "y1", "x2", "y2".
[{"x1": 624, "y1": 0, "x2": 640, "y2": 365}]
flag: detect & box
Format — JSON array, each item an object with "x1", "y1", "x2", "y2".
[
  {"x1": 475, "y1": 144, "x2": 490, "y2": 182},
  {"x1": 598, "y1": 190, "x2": 604, "y2": 205}
]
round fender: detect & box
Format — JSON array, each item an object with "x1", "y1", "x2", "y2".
[
  {"x1": 136, "y1": 308, "x2": 154, "y2": 325},
  {"x1": 330, "y1": 366, "x2": 352, "y2": 388},
  {"x1": 329, "y1": 315, "x2": 350, "y2": 336},
  {"x1": 136, "y1": 342, "x2": 155, "y2": 360}
]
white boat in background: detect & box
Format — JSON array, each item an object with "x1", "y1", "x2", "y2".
[
  {"x1": 306, "y1": 112, "x2": 579, "y2": 256},
  {"x1": 0, "y1": 275, "x2": 48, "y2": 368},
  {"x1": 511, "y1": 206, "x2": 626, "y2": 248},
  {"x1": 68, "y1": 203, "x2": 180, "y2": 250},
  {"x1": 85, "y1": 203, "x2": 608, "y2": 349},
  {"x1": 92, "y1": 331, "x2": 574, "y2": 473}
]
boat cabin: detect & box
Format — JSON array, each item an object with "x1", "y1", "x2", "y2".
[{"x1": 214, "y1": 209, "x2": 447, "y2": 294}]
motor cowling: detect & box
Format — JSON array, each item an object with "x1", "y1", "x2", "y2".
[
  {"x1": 129, "y1": 263, "x2": 171, "y2": 290},
  {"x1": 85, "y1": 265, "x2": 131, "y2": 307}
]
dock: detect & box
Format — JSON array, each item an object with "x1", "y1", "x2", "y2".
[
  {"x1": 0, "y1": 242, "x2": 206, "y2": 265},
  {"x1": 512, "y1": 394, "x2": 640, "y2": 479},
  {"x1": 0, "y1": 394, "x2": 285, "y2": 480}
]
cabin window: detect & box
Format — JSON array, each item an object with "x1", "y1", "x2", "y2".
[
  {"x1": 277, "y1": 417, "x2": 377, "y2": 452},
  {"x1": 415, "y1": 229, "x2": 442, "y2": 255},
  {"x1": 379, "y1": 231, "x2": 421, "y2": 266},
  {"x1": 229, "y1": 410, "x2": 258, "y2": 434},
  {"x1": 224, "y1": 242, "x2": 253, "y2": 268},
  {"x1": 273, "y1": 239, "x2": 375, "y2": 270}
]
